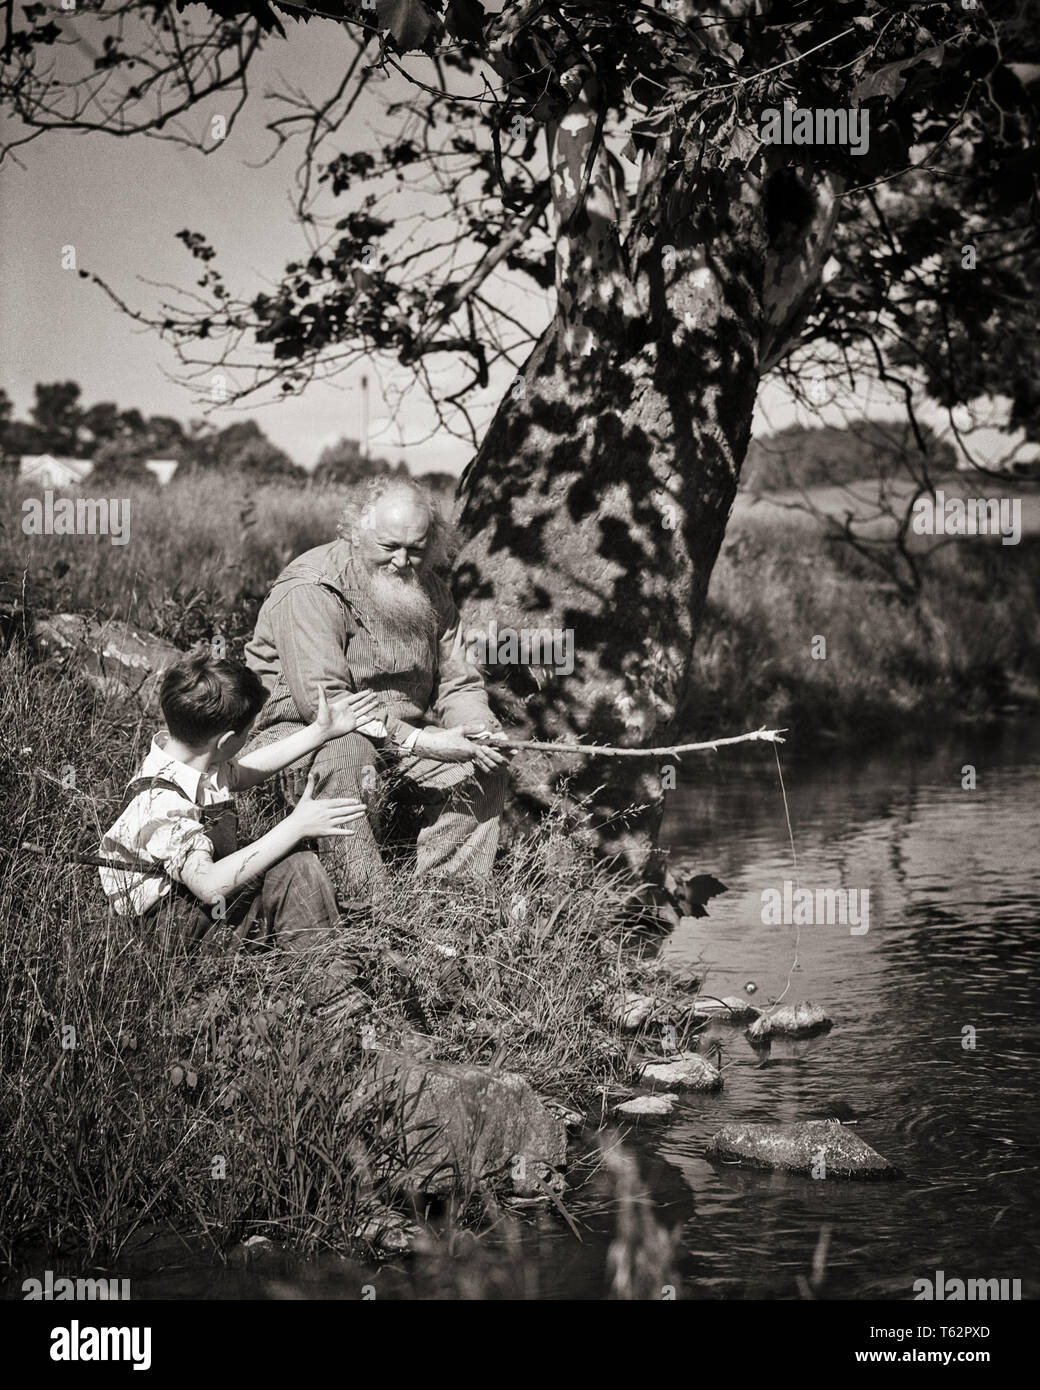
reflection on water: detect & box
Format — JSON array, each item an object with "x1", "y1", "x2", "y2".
[
  {"x1": 27, "y1": 722, "x2": 1038, "y2": 1300},
  {"x1": 652, "y1": 718, "x2": 1040, "y2": 1300}
]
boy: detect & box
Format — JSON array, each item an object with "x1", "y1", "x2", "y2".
[{"x1": 100, "y1": 650, "x2": 379, "y2": 954}]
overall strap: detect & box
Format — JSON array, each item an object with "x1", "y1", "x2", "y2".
[
  {"x1": 110, "y1": 776, "x2": 202, "y2": 896},
  {"x1": 316, "y1": 579, "x2": 362, "y2": 636},
  {"x1": 119, "y1": 775, "x2": 192, "y2": 817}
]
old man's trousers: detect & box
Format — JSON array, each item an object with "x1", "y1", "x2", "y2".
[{"x1": 245, "y1": 726, "x2": 507, "y2": 896}]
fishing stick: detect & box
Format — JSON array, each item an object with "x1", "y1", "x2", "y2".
[
  {"x1": 4, "y1": 841, "x2": 158, "y2": 873},
  {"x1": 493, "y1": 726, "x2": 786, "y2": 757}
]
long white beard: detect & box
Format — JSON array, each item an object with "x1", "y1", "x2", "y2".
[{"x1": 367, "y1": 567, "x2": 438, "y2": 647}]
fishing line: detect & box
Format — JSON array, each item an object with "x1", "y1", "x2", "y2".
[{"x1": 772, "y1": 738, "x2": 801, "y2": 1006}]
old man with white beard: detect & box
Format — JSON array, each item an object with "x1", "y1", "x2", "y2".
[{"x1": 244, "y1": 478, "x2": 509, "y2": 895}]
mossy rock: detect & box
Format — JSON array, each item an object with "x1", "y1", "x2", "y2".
[
  {"x1": 636, "y1": 1051, "x2": 721, "y2": 1092},
  {"x1": 746, "y1": 1001, "x2": 832, "y2": 1046},
  {"x1": 706, "y1": 1120, "x2": 900, "y2": 1179}
]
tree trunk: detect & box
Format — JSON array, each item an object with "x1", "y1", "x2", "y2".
[{"x1": 453, "y1": 85, "x2": 838, "y2": 897}]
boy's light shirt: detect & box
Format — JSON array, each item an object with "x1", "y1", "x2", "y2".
[{"x1": 99, "y1": 731, "x2": 236, "y2": 917}]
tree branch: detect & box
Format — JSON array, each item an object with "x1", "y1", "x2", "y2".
[{"x1": 497, "y1": 727, "x2": 786, "y2": 758}]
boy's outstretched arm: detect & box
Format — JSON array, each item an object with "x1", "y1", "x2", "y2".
[
  {"x1": 232, "y1": 685, "x2": 380, "y2": 789},
  {"x1": 178, "y1": 771, "x2": 365, "y2": 904}
]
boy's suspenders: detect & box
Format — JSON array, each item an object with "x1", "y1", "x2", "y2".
[
  {"x1": 117, "y1": 777, "x2": 188, "y2": 880},
  {"x1": 114, "y1": 778, "x2": 241, "y2": 918},
  {"x1": 119, "y1": 777, "x2": 239, "y2": 862},
  {"x1": 120, "y1": 776, "x2": 188, "y2": 817}
]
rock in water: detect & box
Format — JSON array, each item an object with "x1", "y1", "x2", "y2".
[
  {"x1": 614, "y1": 1094, "x2": 677, "y2": 1118},
  {"x1": 636, "y1": 1052, "x2": 722, "y2": 1092},
  {"x1": 368, "y1": 1053, "x2": 567, "y2": 1196},
  {"x1": 746, "y1": 1001, "x2": 833, "y2": 1045},
  {"x1": 354, "y1": 1206, "x2": 423, "y2": 1253},
  {"x1": 692, "y1": 995, "x2": 761, "y2": 1023},
  {"x1": 706, "y1": 1121, "x2": 899, "y2": 1179}
]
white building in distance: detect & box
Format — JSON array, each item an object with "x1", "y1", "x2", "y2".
[
  {"x1": 144, "y1": 458, "x2": 180, "y2": 486},
  {"x1": 19, "y1": 455, "x2": 94, "y2": 489}
]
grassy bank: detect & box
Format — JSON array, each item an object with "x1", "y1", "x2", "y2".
[
  {"x1": 1, "y1": 471, "x2": 696, "y2": 1272},
  {"x1": 689, "y1": 514, "x2": 1040, "y2": 747},
  {"x1": 1, "y1": 644, "x2": 680, "y2": 1264}
]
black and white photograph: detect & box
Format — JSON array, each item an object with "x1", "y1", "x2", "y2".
[{"x1": 1, "y1": 0, "x2": 1037, "y2": 1345}]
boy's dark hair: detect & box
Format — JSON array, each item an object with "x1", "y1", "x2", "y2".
[{"x1": 160, "y1": 652, "x2": 268, "y2": 745}]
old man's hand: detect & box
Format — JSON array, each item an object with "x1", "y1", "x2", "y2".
[{"x1": 414, "y1": 725, "x2": 510, "y2": 773}]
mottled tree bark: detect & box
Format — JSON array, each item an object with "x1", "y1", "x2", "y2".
[{"x1": 453, "y1": 42, "x2": 839, "y2": 897}]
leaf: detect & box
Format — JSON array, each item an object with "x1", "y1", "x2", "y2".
[
  {"x1": 630, "y1": 74, "x2": 666, "y2": 110},
  {"x1": 682, "y1": 874, "x2": 729, "y2": 919},
  {"x1": 444, "y1": 0, "x2": 485, "y2": 44},
  {"x1": 727, "y1": 124, "x2": 760, "y2": 170},
  {"x1": 854, "y1": 44, "x2": 946, "y2": 104},
  {"x1": 854, "y1": 58, "x2": 913, "y2": 103},
  {"x1": 375, "y1": 0, "x2": 439, "y2": 53},
  {"x1": 194, "y1": 2, "x2": 285, "y2": 39}
]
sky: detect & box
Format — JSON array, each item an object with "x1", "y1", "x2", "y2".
[
  {"x1": 1, "y1": 13, "x2": 514, "y2": 474},
  {"x1": 1, "y1": 9, "x2": 1030, "y2": 476}
]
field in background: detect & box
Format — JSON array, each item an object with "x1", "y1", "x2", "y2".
[
  {"x1": 732, "y1": 471, "x2": 1040, "y2": 543},
  {"x1": 3, "y1": 473, "x2": 365, "y2": 651},
  {"x1": 3, "y1": 468, "x2": 1039, "y2": 747},
  {"x1": 689, "y1": 512, "x2": 1040, "y2": 744}
]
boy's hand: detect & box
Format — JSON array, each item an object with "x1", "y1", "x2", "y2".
[
  {"x1": 287, "y1": 770, "x2": 367, "y2": 840},
  {"x1": 314, "y1": 684, "x2": 381, "y2": 741}
]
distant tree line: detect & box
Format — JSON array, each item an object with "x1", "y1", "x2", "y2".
[
  {"x1": 742, "y1": 420, "x2": 958, "y2": 493},
  {"x1": 2, "y1": 381, "x2": 958, "y2": 500},
  {"x1": 0, "y1": 381, "x2": 305, "y2": 481},
  {"x1": 0, "y1": 382, "x2": 454, "y2": 494}
]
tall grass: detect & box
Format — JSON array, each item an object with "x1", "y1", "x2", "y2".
[
  {"x1": 4, "y1": 470, "x2": 1036, "y2": 740},
  {"x1": 3, "y1": 472, "x2": 359, "y2": 651},
  {"x1": 689, "y1": 516, "x2": 1040, "y2": 744},
  {"x1": 0, "y1": 646, "x2": 660, "y2": 1266}
]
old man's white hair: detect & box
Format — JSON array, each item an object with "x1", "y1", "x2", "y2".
[{"x1": 336, "y1": 476, "x2": 457, "y2": 570}]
